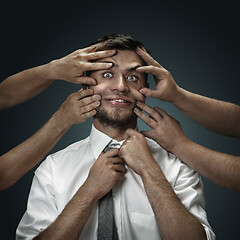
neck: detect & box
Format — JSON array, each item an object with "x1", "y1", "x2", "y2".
[{"x1": 93, "y1": 118, "x2": 137, "y2": 141}]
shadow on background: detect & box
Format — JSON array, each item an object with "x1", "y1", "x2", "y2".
[{"x1": 0, "y1": 0, "x2": 239, "y2": 239}]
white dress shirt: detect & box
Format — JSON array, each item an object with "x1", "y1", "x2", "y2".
[{"x1": 16, "y1": 125, "x2": 215, "y2": 240}]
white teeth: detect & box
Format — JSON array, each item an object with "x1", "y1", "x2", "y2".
[{"x1": 109, "y1": 99, "x2": 127, "y2": 103}]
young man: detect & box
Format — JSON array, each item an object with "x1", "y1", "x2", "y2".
[{"x1": 16, "y1": 34, "x2": 215, "y2": 240}]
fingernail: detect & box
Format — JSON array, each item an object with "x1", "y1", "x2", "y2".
[
  {"x1": 94, "y1": 94, "x2": 101, "y2": 100},
  {"x1": 136, "y1": 47, "x2": 141, "y2": 52},
  {"x1": 136, "y1": 101, "x2": 142, "y2": 105},
  {"x1": 88, "y1": 89, "x2": 93, "y2": 94},
  {"x1": 95, "y1": 101, "x2": 100, "y2": 106},
  {"x1": 134, "y1": 107, "x2": 140, "y2": 113}
]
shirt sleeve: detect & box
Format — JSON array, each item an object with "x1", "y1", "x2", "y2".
[
  {"x1": 173, "y1": 161, "x2": 216, "y2": 240},
  {"x1": 16, "y1": 155, "x2": 58, "y2": 240}
]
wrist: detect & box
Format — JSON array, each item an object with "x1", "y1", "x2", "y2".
[
  {"x1": 140, "y1": 163, "x2": 166, "y2": 187},
  {"x1": 46, "y1": 59, "x2": 61, "y2": 80},
  {"x1": 170, "y1": 135, "x2": 191, "y2": 157},
  {"x1": 49, "y1": 110, "x2": 73, "y2": 135},
  {"x1": 81, "y1": 179, "x2": 103, "y2": 201},
  {"x1": 170, "y1": 85, "x2": 186, "y2": 106},
  {"x1": 138, "y1": 158, "x2": 160, "y2": 180},
  {"x1": 32, "y1": 60, "x2": 59, "y2": 82}
]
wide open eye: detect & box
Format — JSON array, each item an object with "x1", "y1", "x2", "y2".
[
  {"x1": 127, "y1": 75, "x2": 138, "y2": 82},
  {"x1": 103, "y1": 72, "x2": 113, "y2": 78}
]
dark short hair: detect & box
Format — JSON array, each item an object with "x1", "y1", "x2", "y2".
[
  {"x1": 87, "y1": 34, "x2": 148, "y2": 82},
  {"x1": 94, "y1": 34, "x2": 146, "y2": 52}
]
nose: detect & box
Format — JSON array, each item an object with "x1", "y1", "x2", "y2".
[{"x1": 112, "y1": 75, "x2": 129, "y2": 93}]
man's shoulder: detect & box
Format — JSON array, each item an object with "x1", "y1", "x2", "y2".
[
  {"x1": 36, "y1": 136, "x2": 91, "y2": 173},
  {"x1": 50, "y1": 136, "x2": 91, "y2": 159},
  {"x1": 146, "y1": 137, "x2": 166, "y2": 154}
]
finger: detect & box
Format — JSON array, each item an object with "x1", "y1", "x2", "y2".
[
  {"x1": 139, "y1": 88, "x2": 161, "y2": 98},
  {"x1": 136, "y1": 66, "x2": 166, "y2": 77},
  {"x1": 78, "y1": 94, "x2": 101, "y2": 108},
  {"x1": 76, "y1": 88, "x2": 93, "y2": 98},
  {"x1": 75, "y1": 76, "x2": 97, "y2": 85},
  {"x1": 153, "y1": 107, "x2": 169, "y2": 118},
  {"x1": 87, "y1": 50, "x2": 116, "y2": 61},
  {"x1": 84, "y1": 62, "x2": 113, "y2": 71},
  {"x1": 68, "y1": 89, "x2": 93, "y2": 101},
  {"x1": 79, "y1": 100, "x2": 101, "y2": 114},
  {"x1": 140, "y1": 130, "x2": 153, "y2": 139},
  {"x1": 109, "y1": 157, "x2": 125, "y2": 165},
  {"x1": 124, "y1": 128, "x2": 139, "y2": 140},
  {"x1": 80, "y1": 109, "x2": 97, "y2": 120},
  {"x1": 112, "y1": 164, "x2": 126, "y2": 173},
  {"x1": 134, "y1": 107, "x2": 158, "y2": 128},
  {"x1": 83, "y1": 41, "x2": 109, "y2": 53},
  {"x1": 104, "y1": 148, "x2": 120, "y2": 157},
  {"x1": 136, "y1": 47, "x2": 161, "y2": 67},
  {"x1": 136, "y1": 102, "x2": 164, "y2": 121}
]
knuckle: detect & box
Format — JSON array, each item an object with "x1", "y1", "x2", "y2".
[
  {"x1": 76, "y1": 49, "x2": 82, "y2": 54},
  {"x1": 77, "y1": 52, "x2": 85, "y2": 58},
  {"x1": 67, "y1": 93, "x2": 75, "y2": 101},
  {"x1": 91, "y1": 52, "x2": 98, "y2": 58},
  {"x1": 132, "y1": 135, "x2": 137, "y2": 141},
  {"x1": 77, "y1": 62, "x2": 84, "y2": 68},
  {"x1": 149, "y1": 57, "x2": 155, "y2": 65},
  {"x1": 81, "y1": 97, "x2": 89, "y2": 105},
  {"x1": 164, "y1": 69, "x2": 171, "y2": 77},
  {"x1": 81, "y1": 105, "x2": 87, "y2": 113},
  {"x1": 148, "y1": 65, "x2": 155, "y2": 71}
]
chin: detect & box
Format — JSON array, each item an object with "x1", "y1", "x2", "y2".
[{"x1": 94, "y1": 107, "x2": 137, "y2": 128}]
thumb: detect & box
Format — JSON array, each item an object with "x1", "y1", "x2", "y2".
[{"x1": 75, "y1": 76, "x2": 97, "y2": 85}]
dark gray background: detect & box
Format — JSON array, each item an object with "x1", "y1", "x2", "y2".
[{"x1": 0, "y1": 0, "x2": 239, "y2": 239}]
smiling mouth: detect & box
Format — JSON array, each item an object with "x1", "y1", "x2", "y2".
[{"x1": 107, "y1": 99, "x2": 129, "y2": 103}]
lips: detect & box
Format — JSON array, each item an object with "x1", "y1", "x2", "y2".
[{"x1": 103, "y1": 96, "x2": 133, "y2": 107}]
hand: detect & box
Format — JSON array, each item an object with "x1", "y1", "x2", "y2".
[
  {"x1": 84, "y1": 148, "x2": 126, "y2": 199},
  {"x1": 119, "y1": 129, "x2": 157, "y2": 176},
  {"x1": 54, "y1": 88, "x2": 101, "y2": 129},
  {"x1": 49, "y1": 42, "x2": 116, "y2": 85},
  {"x1": 134, "y1": 101, "x2": 187, "y2": 153},
  {"x1": 136, "y1": 47, "x2": 179, "y2": 103}
]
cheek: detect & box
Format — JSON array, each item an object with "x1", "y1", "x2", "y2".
[{"x1": 90, "y1": 81, "x2": 110, "y2": 94}]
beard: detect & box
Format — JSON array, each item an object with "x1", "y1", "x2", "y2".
[{"x1": 94, "y1": 105, "x2": 137, "y2": 129}]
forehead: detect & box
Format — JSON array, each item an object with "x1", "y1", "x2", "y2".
[{"x1": 97, "y1": 50, "x2": 145, "y2": 69}]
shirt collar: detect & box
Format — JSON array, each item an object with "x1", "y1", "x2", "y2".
[{"x1": 90, "y1": 125, "x2": 112, "y2": 159}]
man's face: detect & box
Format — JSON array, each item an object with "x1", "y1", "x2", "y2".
[{"x1": 90, "y1": 50, "x2": 146, "y2": 128}]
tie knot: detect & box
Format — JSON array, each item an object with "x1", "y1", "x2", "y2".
[{"x1": 104, "y1": 140, "x2": 123, "y2": 152}]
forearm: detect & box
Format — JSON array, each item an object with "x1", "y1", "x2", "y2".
[
  {"x1": 141, "y1": 165, "x2": 206, "y2": 240},
  {"x1": 0, "y1": 111, "x2": 71, "y2": 190},
  {"x1": 173, "y1": 87, "x2": 240, "y2": 137},
  {"x1": 0, "y1": 61, "x2": 56, "y2": 111},
  {"x1": 34, "y1": 183, "x2": 98, "y2": 240},
  {"x1": 172, "y1": 138, "x2": 240, "y2": 192}
]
